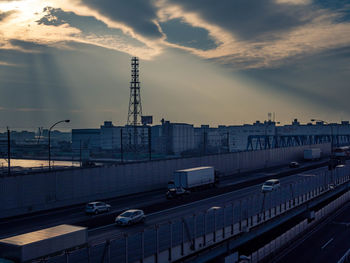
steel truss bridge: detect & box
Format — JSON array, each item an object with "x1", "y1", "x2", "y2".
[{"x1": 247, "y1": 134, "x2": 350, "y2": 151}]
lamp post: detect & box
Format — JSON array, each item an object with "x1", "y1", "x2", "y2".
[{"x1": 48, "y1": 119, "x2": 70, "y2": 170}]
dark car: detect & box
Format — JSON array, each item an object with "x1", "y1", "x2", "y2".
[{"x1": 289, "y1": 161, "x2": 300, "y2": 168}]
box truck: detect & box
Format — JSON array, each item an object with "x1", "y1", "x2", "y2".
[{"x1": 166, "y1": 166, "x2": 218, "y2": 199}]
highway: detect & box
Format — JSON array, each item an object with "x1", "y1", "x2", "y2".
[
  {"x1": 275, "y1": 202, "x2": 350, "y2": 263},
  {"x1": 84, "y1": 164, "x2": 336, "y2": 262},
  {"x1": 0, "y1": 160, "x2": 329, "y2": 241},
  {"x1": 88, "y1": 171, "x2": 317, "y2": 244}
]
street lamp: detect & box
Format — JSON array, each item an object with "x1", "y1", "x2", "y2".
[
  {"x1": 310, "y1": 119, "x2": 333, "y2": 154},
  {"x1": 48, "y1": 119, "x2": 70, "y2": 170}
]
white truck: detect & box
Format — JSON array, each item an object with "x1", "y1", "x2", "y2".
[
  {"x1": 166, "y1": 166, "x2": 218, "y2": 199},
  {"x1": 304, "y1": 148, "x2": 321, "y2": 161}
]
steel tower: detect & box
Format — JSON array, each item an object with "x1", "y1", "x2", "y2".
[
  {"x1": 127, "y1": 57, "x2": 143, "y2": 148},
  {"x1": 127, "y1": 57, "x2": 142, "y2": 126}
]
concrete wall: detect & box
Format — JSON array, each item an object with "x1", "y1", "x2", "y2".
[{"x1": 0, "y1": 143, "x2": 330, "y2": 219}]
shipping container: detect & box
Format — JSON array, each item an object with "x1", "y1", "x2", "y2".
[{"x1": 0, "y1": 224, "x2": 87, "y2": 262}]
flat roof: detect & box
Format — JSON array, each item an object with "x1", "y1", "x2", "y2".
[
  {"x1": 178, "y1": 166, "x2": 213, "y2": 172},
  {"x1": 0, "y1": 224, "x2": 86, "y2": 246}
]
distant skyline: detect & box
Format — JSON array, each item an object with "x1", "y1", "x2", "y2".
[{"x1": 1, "y1": 0, "x2": 350, "y2": 130}]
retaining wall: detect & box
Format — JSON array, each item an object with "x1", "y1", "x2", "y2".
[{"x1": 0, "y1": 144, "x2": 330, "y2": 219}]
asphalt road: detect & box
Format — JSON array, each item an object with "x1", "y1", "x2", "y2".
[
  {"x1": 88, "y1": 167, "x2": 329, "y2": 244},
  {"x1": 275, "y1": 202, "x2": 350, "y2": 263},
  {"x1": 0, "y1": 161, "x2": 328, "y2": 239},
  {"x1": 0, "y1": 161, "x2": 339, "y2": 263}
]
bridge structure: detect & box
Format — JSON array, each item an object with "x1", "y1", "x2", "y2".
[{"x1": 247, "y1": 134, "x2": 350, "y2": 151}]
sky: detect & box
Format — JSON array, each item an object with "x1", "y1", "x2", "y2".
[{"x1": 0, "y1": 0, "x2": 350, "y2": 130}]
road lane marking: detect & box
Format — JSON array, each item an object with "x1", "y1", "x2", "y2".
[
  {"x1": 89, "y1": 165, "x2": 331, "y2": 234},
  {"x1": 321, "y1": 238, "x2": 334, "y2": 250},
  {"x1": 88, "y1": 170, "x2": 320, "y2": 234},
  {"x1": 89, "y1": 186, "x2": 258, "y2": 233}
]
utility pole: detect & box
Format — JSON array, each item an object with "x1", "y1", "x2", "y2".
[
  {"x1": 203, "y1": 131, "x2": 207, "y2": 155},
  {"x1": 7, "y1": 127, "x2": 10, "y2": 176},
  {"x1": 148, "y1": 126, "x2": 152, "y2": 161},
  {"x1": 227, "y1": 131, "x2": 229, "y2": 153},
  {"x1": 120, "y1": 128, "x2": 124, "y2": 163},
  {"x1": 79, "y1": 140, "x2": 82, "y2": 167}
]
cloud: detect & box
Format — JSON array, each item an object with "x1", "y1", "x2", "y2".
[
  {"x1": 242, "y1": 46, "x2": 350, "y2": 113},
  {"x1": 15, "y1": 108, "x2": 52, "y2": 112},
  {"x1": 155, "y1": 0, "x2": 350, "y2": 69},
  {"x1": 0, "y1": 107, "x2": 52, "y2": 112},
  {"x1": 0, "y1": 10, "x2": 15, "y2": 21},
  {"x1": 168, "y1": 0, "x2": 312, "y2": 41},
  {"x1": 36, "y1": 6, "x2": 66, "y2": 26},
  {"x1": 0, "y1": 1, "x2": 163, "y2": 59},
  {"x1": 1, "y1": 0, "x2": 349, "y2": 70},
  {"x1": 10, "y1": 39, "x2": 49, "y2": 51},
  {"x1": 79, "y1": 0, "x2": 162, "y2": 39},
  {"x1": 0, "y1": 60, "x2": 19, "y2": 66},
  {"x1": 159, "y1": 18, "x2": 218, "y2": 50}
]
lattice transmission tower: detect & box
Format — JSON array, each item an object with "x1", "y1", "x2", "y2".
[
  {"x1": 127, "y1": 57, "x2": 143, "y2": 148},
  {"x1": 127, "y1": 57, "x2": 142, "y2": 126}
]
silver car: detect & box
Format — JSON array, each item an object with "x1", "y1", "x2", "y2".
[
  {"x1": 115, "y1": 209, "x2": 145, "y2": 226},
  {"x1": 85, "y1": 201, "x2": 111, "y2": 215},
  {"x1": 261, "y1": 179, "x2": 280, "y2": 193}
]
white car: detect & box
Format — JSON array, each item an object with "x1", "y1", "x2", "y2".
[
  {"x1": 261, "y1": 179, "x2": 280, "y2": 193},
  {"x1": 115, "y1": 209, "x2": 145, "y2": 226},
  {"x1": 85, "y1": 201, "x2": 111, "y2": 215},
  {"x1": 207, "y1": 206, "x2": 221, "y2": 212}
]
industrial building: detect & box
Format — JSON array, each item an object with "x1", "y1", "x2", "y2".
[{"x1": 70, "y1": 118, "x2": 350, "y2": 159}]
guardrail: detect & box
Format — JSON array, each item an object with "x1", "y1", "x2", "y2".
[
  {"x1": 27, "y1": 166, "x2": 350, "y2": 263},
  {"x1": 249, "y1": 187, "x2": 350, "y2": 263}
]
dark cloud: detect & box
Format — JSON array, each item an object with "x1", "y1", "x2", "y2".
[
  {"x1": 0, "y1": 10, "x2": 16, "y2": 21},
  {"x1": 10, "y1": 40, "x2": 49, "y2": 51},
  {"x1": 170, "y1": 0, "x2": 312, "y2": 41},
  {"x1": 80, "y1": 0, "x2": 162, "y2": 39},
  {"x1": 313, "y1": 0, "x2": 350, "y2": 22},
  {"x1": 159, "y1": 18, "x2": 218, "y2": 50},
  {"x1": 241, "y1": 47, "x2": 350, "y2": 113},
  {"x1": 36, "y1": 7, "x2": 66, "y2": 26}
]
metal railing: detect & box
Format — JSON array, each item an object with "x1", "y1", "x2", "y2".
[{"x1": 32, "y1": 166, "x2": 350, "y2": 263}]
